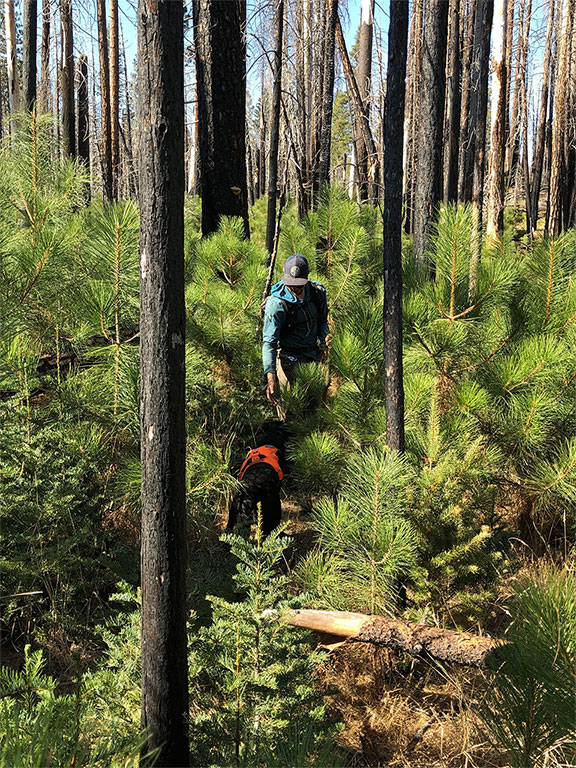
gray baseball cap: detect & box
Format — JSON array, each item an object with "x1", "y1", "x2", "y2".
[{"x1": 282, "y1": 254, "x2": 309, "y2": 286}]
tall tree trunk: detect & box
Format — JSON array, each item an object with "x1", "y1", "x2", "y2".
[
  {"x1": 137, "y1": 0, "x2": 189, "y2": 764},
  {"x1": 39, "y1": 0, "x2": 51, "y2": 112},
  {"x1": 517, "y1": 0, "x2": 533, "y2": 230},
  {"x1": 404, "y1": 0, "x2": 423, "y2": 233},
  {"x1": 97, "y1": 0, "x2": 112, "y2": 201},
  {"x1": 530, "y1": 0, "x2": 555, "y2": 229},
  {"x1": 468, "y1": 0, "x2": 494, "y2": 296},
  {"x1": 77, "y1": 53, "x2": 90, "y2": 167},
  {"x1": 412, "y1": 0, "x2": 449, "y2": 263},
  {"x1": 443, "y1": 0, "x2": 460, "y2": 202},
  {"x1": 315, "y1": 0, "x2": 339, "y2": 198},
  {"x1": 486, "y1": 0, "x2": 508, "y2": 240},
  {"x1": 109, "y1": 0, "x2": 120, "y2": 200},
  {"x1": 295, "y1": 0, "x2": 308, "y2": 216},
  {"x1": 356, "y1": 0, "x2": 374, "y2": 201},
  {"x1": 549, "y1": 0, "x2": 575, "y2": 235},
  {"x1": 505, "y1": 0, "x2": 519, "y2": 188},
  {"x1": 457, "y1": 0, "x2": 477, "y2": 202},
  {"x1": 383, "y1": 0, "x2": 408, "y2": 453},
  {"x1": 22, "y1": 0, "x2": 38, "y2": 111},
  {"x1": 60, "y1": 0, "x2": 75, "y2": 157},
  {"x1": 193, "y1": 0, "x2": 248, "y2": 237},
  {"x1": 265, "y1": 0, "x2": 284, "y2": 257},
  {"x1": 4, "y1": 0, "x2": 20, "y2": 120}
]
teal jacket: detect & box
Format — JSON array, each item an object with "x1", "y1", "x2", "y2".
[{"x1": 262, "y1": 281, "x2": 329, "y2": 375}]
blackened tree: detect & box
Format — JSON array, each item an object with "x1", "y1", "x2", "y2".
[
  {"x1": 412, "y1": 0, "x2": 449, "y2": 263},
  {"x1": 383, "y1": 0, "x2": 409, "y2": 452},
  {"x1": 137, "y1": 0, "x2": 189, "y2": 764},
  {"x1": 194, "y1": 0, "x2": 249, "y2": 237}
]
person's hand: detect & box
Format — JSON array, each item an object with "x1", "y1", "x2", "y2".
[
  {"x1": 320, "y1": 334, "x2": 332, "y2": 362},
  {"x1": 265, "y1": 373, "x2": 278, "y2": 404}
]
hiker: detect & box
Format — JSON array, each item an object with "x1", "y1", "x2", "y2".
[{"x1": 262, "y1": 254, "x2": 330, "y2": 411}]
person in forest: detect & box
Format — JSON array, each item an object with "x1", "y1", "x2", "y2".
[{"x1": 263, "y1": 254, "x2": 330, "y2": 411}]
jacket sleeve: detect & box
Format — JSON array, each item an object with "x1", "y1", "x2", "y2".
[{"x1": 262, "y1": 296, "x2": 286, "y2": 375}]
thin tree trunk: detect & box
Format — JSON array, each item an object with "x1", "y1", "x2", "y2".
[
  {"x1": 60, "y1": 0, "x2": 75, "y2": 157},
  {"x1": 77, "y1": 54, "x2": 90, "y2": 167},
  {"x1": 194, "y1": 0, "x2": 249, "y2": 237},
  {"x1": 443, "y1": 0, "x2": 460, "y2": 202},
  {"x1": 315, "y1": 0, "x2": 339, "y2": 197},
  {"x1": 97, "y1": 0, "x2": 112, "y2": 201},
  {"x1": 486, "y1": 0, "x2": 508, "y2": 240},
  {"x1": 335, "y1": 17, "x2": 378, "y2": 182},
  {"x1": 530, "y1": 0, "x2": 555, "y2": 230},
  {"x1": 468, "y1": 0, "x2": 494, "y2": 297},
  {"x1": 265, "y1": 0, "x2": 284, "y2": 258},
  {"x1": 109, "y1": 0, "x2": 120, "y2": 200},
  {"x1": 457, "y1": 0, "x2": 477, "y2": 202},
  {"x1": 383, "y1": 0, "x2": 408, "y2": 453},
  {"x1": 413, "y1": 0, "x2": 449, "y2": 263},
  {"x1": 404, "y1": 0, "x2": 423, "y2": 233},
  {"x1": 22, "y1": 0, "x2": 38, "y2": 111},
  {"x1": 39, "y1": 0, "x2": 51, "y2": 112},
  {"x1": 505, "y1": 0, "x2": 520, "y2": 187},
  {"x1": 5, "y1": 0, "x2": 20, "y2": 120},
  {"x1": 549, "y1": 0, "x2": 575, "y2": 235},
  {"x1": 137, "y1": 0, "x2": 189, "y2": 764},
  {"x1": 356, "y1": 0, "x2": 374, "y2": 201}
]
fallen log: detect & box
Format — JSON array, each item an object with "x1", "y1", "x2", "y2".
[{"x1": 287, "y1": 609, "x2": 504, "y2": 668}]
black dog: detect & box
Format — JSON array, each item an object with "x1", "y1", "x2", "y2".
[{"x1": 227, "y1": 421, "x2": 289, "y2": 536}]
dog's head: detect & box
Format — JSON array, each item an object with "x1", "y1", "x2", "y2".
[{"x1": 254, "y1": 420, "x2": 290, "y2": 452}]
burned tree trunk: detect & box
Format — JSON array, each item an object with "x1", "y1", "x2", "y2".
[
  {"x1": 77, "y1": 54, "x2": 90, "y2": 167},
  {"x1": 109, "y1": 0, "x2": 120, "y2": 199},
  {"x1": 22, "y1": 0, "x2": 38, "y2": 111},
  {"x1": 530, "y1": 0, "x2": 555, "y2": 229},
  {"x1": 194, "y1": 0, "x2": 249, "y2": 237},
  {"x1": 486, "y1": 0, "x2": 508, "y2": 240},
  {"x1": 137, "y1": 0, "x2": 189, "y2": 764},
  {"x1": 457, "y1": 0, "x2": 477, "y2": 202},
  {"x1": 412, "y1": 0, "x2": 449, "y2": 263},
  {"x1": 315, "y1": 0, "x2": 339, "y2": 198},
  {"x1": 60, "y1": 0, "x2": 76, "y2": 157},
  {"x1": 39, "y1": 0, "x2": 51, "y2": 112},
  {"x1": 288, "y1": 610, "x2": 503, "y2": 668},
  {"x1": 265, "y1": 0, "x2": 284, "y2": 258},
  {"x1": 97, "y1": 0, "x2": 112, "y2": 201},
  {"x1": 356, "y1": 0, "x2": 374, "y2": 201},
  {"x1": 549, "y1": 0, "x2": 575, "y2": 235},
  {"x1": 404, "y1": 0, "x2": 423, "y2": 233},
  {"x1": 443, "y1": 0, "x2": 460, "y2": 202},
  {"x1": 383, "y1": 0, "x2": 408, "y2": 453},
  {"x1": 5, "y1": 0, "x2": 21, "y2": 118}
]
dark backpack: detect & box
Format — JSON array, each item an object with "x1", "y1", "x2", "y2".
[{"x1": 278, "y1": 282, "x2": 327, "y2": 333}]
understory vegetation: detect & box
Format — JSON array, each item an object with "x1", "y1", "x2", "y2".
[{"x1": 1, "y1": 122, "x2": 575, "y2": 767}]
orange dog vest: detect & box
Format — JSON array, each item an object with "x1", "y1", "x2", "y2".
[{"x1": 239, "y1": 446, "x2": 284, "y2": 481}]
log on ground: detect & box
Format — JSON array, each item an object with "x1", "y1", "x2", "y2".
[{"x1": 287, "y1": 609, "x2": 503, "y2": 668}]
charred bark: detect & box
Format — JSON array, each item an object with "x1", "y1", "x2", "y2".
[
  {"x1": 77, "y1": 54, "x2": 90, "y2": 168},
  {"x1": 22, "y1": 0, "x2": 38, "y2": 111},
  {"x1": 412, "y1": 0, "x2": 449, "y2": 263},
  {"x1": 137, "y1": 0, "x2": 189, "y2": 764},
  {"x1": 383, "y1": 0, "x2": 408, "y2": 453},
  {"x1": 60, "y1": 0, "x2": 75, "y2": 157},
  {"x1": 194, "y1": 0, "x2": 249, "y2": 237},
  {"x1": 97, "y1": 0, "x2": 112, "y2": 200},
  {"x1": 109, "y1": 0, "x2": 120, "y2": 199},
  {"x1": 265, "y1": 0, "x2": 284, "y2": 257},
  {"x1": 486, "y1": 0, "x2": 508, "y2": 239},
  {"x1": 356, "y1": 0, "x2": 374, "y2": 201},
  {"x1": 39, "y1": 0, "x2": 51, "y2": 112},
  {"x1": 530, "y1": 0, "x2": 555, "y2": 229},
  {"x1": 315, "y1": 0, "x2": 339, "y2": 198},
  {"x1": 443, "y1": 0, "x2": 460, "y2": 202}
]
